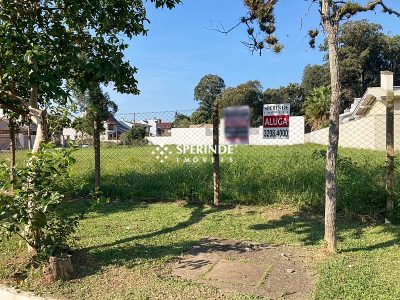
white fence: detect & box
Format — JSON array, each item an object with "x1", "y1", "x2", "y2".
[{"x1": 147, "y1": 116, "x2": 305, "y2": 146}]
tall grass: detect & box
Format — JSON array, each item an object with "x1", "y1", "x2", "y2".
[{"x1": 1, "y1": 144, "x2": 398, "y2": 216}]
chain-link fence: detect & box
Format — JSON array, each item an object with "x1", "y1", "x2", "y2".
[{"x1": 1, "y1": 100, "x2": 399, "y2": 217}]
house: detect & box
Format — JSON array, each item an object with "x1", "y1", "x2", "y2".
[
  {"x1": 157, "y1": 122, "x2": 173, "y2": 136},
  {"x1": 0, "y1": 117, "x2": 36, "y2": 151},
  {"x1": 119, "y1": 119, "x2": 151, "y2": 136},
  {"x1": 305, "y1": 71, "x2": 400, "y2": 150},
  {"x1": 100, "y1": 116, "x2": 131, "y2": 141},
  {"x1": 138, "y1": 119, "x2": 173, "y2": 136}
]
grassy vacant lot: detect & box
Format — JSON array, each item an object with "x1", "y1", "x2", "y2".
[
  {"x1": 57, "y1": 144, "x2": 398, "y2": 216},
  {"x1": 0, "y1": 202, "x2": 399, "y2": 299}
]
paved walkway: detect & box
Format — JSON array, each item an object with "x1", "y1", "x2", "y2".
[
  {"x1": 0, "y1": 285, "x2": 49, "y2": 300},
  {"x1": 172, "y1": 238, "x2": 320, "y2": 299}
]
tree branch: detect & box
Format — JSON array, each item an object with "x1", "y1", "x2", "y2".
[{"x1": 336, "y1": 0, "x2": 400, "y2": 21}]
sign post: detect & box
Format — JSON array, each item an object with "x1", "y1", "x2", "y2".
[{"x1": 263, "y1": 104, "x2": 290, "y2": 139}]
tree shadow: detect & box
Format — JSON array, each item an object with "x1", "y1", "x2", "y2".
[
  {"x1": 250, "y1": 211, "x2": 325, "y2": 246},
  {"x1": 250, "y1": 210, "x2": 400, "y2": 252},
  {"x1": 339, "y1": 225, "x2": 400, "y2": 253},
  {"x1": 85, "y1": 204, "x2": 224, "y2": 251},
  {"x1": 72, "y1": 240, "x2": 198, "y2": 280},
  {"x1": 72, "y1": 204, "x2": 226, "y2": 279}
]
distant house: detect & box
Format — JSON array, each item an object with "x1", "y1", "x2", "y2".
[
  {"x1": 157, "y1": 122, "x2": 173, "y2": 136},
  {"x1": 0, "y1": 117, "x2": 36, "y2": 151},
  {"x1": 137, "y1": 119, "x2": 173, "y2": 136},
  {"x1": 62, "y1": 116, "x2": 153, "y2": 145},
  {"x1": 119, "y1": 120, "x2": 151, "y2": 136},
  {"x1": 100, "y1": 116, "x2": 130, "y2": 141},
  {"x1": 306, "y1": 71, "x2": 400, "y2": 150}
]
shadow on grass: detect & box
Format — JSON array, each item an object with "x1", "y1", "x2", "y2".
[
  {"x1": 72, "y1": 203, "x2": 226, "y2": 279},
  {"x1": 70, "y1": 203, "x2": 400, "y2": 281},
  {"x1": 85, "y1": 204, "x2": 225, "y2": 251},
  {"x1": 339, "y1": 225, "x2": 400, "y2": 253},
  {"x1": 250, "y1": 212, "x2": 325, "y2": 246},
  {"x1": 251, "y1": 211, "x2": 400, "y2": 252}
]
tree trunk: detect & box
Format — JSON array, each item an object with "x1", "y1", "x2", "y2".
[
  {"x1": 25, "y1": 85, "x2": 47, "y2": 255},
  {"x1": 48, "y1": 253, "x2": 73, "y2": 281},
  {"x1": 212, "y1": 101, "x2": 220, "y2": 206},
  {"x1": 93, "y1": 119, "x2": 101, "y2": 189},
  {"x1": 385, "y1": 91, "x2": 395, "y2": 221},
  {"x1": 322, "y1": 1, "x2": 340, "y2": 253},
  {"x1": 30, "y1": 108, "x2": 47, "y2": 154}
]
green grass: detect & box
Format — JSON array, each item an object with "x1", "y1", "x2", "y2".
[
  {"x1": 1, "y1": 144, "x2": 399, "y2": 298},
  {"x1": 0, "y1": 202, "x2": 399, "y2": 299},
  {"x1": 1, "y1": 144, "x2": 397, "y2": 216}
]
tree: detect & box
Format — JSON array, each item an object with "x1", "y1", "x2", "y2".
[
  {"x1": 315, "y1": 20, "x2": 400, "y2": 109},
  {"x1": 0, "y1": 0, "x2": 180, "y2": 254},
  {"x1": 241, "y1": 0, "x2": 400, "y2": 253},
  {"x1": 173, "y1": 113, "x2": 192, "y2": 128},
  {"x1": 193, "y1": 75, "x2": 225, "y2": 124},
  {"x1": 0, "y1": 0, "x2": 181, "y2": 154},
  {"x1": 121, "y1": 127, "x2": 146, "y2": 145},
  {"x1": 75, "y1": 85, "x2": 118, "y2": 188},
  {"x1": 264, "y1": 83, "x2": 305, "y2": 116},
  {"x1": 384, "y1": 35, "x2": 400, "y2": 76},
  {"x1": 219, "y1": 80, "x2": 263, "y2": 126},
  {"x1": 304, "y1": 87, "x2": 331, "y2": 131},
  {"x1": 302, "y1": 64, "x2": 330, "y2": 95}
]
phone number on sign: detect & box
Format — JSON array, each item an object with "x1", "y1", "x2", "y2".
[{"x1": 263, "y1": 129, "x2": 289, "y2": 138}]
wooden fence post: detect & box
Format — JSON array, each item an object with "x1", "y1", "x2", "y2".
[
  {"x1": 93, "y1": 119, "x2": 101, "y2": 189},
  {"x1": 213, "y1": 101, "x2": 220, "y2": 206},
  {"x1": 385, "y1": 91, "x2": 395, "y2": 222}
]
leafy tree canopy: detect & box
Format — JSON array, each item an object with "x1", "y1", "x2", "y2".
[
  {"x1": 264, "y1": 83, "x2": 305, "y2": 116},
  {"x1": 173, "y1": 113, "x2": 192, "y2": 128},
  {"x1": 219, "y1": 80, "x2": 263, "y2": 126},
  {"x1": 0, "y1": 0, "x2": 181, "y2": 114},
  {"x1": 193, "y1": 74, "x2": 225, "y2": 124},
  {"x1": 73, "y1": 85, "x2": 118, "y2": 135},
  {"x1": 302, "y1": 64, "x2": 331, "y2": 96}
]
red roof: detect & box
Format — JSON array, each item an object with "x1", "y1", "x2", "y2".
[{"x1": 157, "y1": 122, "x2": 173, "y2": 130}]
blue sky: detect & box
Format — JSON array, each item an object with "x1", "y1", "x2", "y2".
[{"x1": 104, "y1": 0, "x2": 400, "y2": 113}]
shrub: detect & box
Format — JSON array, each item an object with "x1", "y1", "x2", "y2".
[
  {"x1": 121, "y1": 127, "x2": 146, "y2": 145},
  {"x1": 0, "y1": 144, "x2": 79, "y2": 260}
]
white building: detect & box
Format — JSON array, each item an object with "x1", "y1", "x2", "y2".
[{"x1": 305, "y1": 71, "x2": 400, "y2": 150}]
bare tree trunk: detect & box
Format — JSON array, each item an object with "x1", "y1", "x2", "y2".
[
  {"x1": 93, "y1": 119, "x2": 101, "y2": 189},
  {"x1": 322, "y1": 1, "x2": 340, "y2": 253},
  {"x1": 30, "y1": 108, "x2": 47, "y2": 154},
  {"x1": 385, "y1": 91, "x2": 395, "y2": 221},
  {"x1": 212, "y1": 101, "x2": 220, "y2": 206},
  {"x1": 26, "y1": 85, "x2": 47, "y2": 255}
]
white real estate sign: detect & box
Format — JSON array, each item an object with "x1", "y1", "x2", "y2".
[{"x1": 263, "y1": 104, "x2": 290, "y2": 139}]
